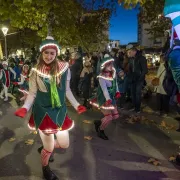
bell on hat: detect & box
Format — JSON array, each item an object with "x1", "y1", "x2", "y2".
[{"x1": 164, "y1": 0, "x2": 180, "y2": 39}]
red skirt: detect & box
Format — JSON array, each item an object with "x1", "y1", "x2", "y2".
[{"x1": 28, "y1": 114, "x2": 74, "y2": 134}]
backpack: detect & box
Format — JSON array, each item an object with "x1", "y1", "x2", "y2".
[{"x1": 162, "y1": 49, "x2": 178, "y2": 97}]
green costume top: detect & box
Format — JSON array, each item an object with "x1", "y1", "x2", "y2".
[{"x1": 23, "y1": 62, "x2": 72, "y2": 131}]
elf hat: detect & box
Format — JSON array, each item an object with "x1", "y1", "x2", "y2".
[
  {"x1": 39, "y1": 36, "x2": 60, "y2": 54},
  {"x1": 19, "y1": 61, "x2": 24, "y2": 66},
  {"x1": 100, "y1": 57, "x2": 114, "y2": 70},
  {"x1": 2, "y1": 61, "x2": 8, "y2": 66}
]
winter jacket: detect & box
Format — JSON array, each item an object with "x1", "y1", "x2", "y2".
[{"x1": 128, "y1": 51, "x2": 148, "y2": 83}]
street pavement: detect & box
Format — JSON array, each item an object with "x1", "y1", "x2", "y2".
[{"x1": 0, "y1": 95, "x2": 180, "y2": 180}]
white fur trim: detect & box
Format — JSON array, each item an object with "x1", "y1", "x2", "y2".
[
  {"x1": 104, "y1": 54, "x2": 110, "y2": 58},
  {"x1": 46, "y1": 36, "x2": 54, "y2": 40},
  {"x1": 2, "y1": 61, "x2": 8, "y2": 65}
]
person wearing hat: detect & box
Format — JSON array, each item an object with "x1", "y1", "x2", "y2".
[
  {"x1": 90, "y1": 55, "x2": 121, "y2": 140},
  {"x1": 0, "y1": 61, "x2": 16, "y2": 101},
  {"x1": 14, "y1": 36, "x2": 86, "y2": 180},
  {"x1": 80, "y1": 60, "x2": 94, "y2": 108},
  {"x1": 70, "y1": 51, "x2": 83, "y2": 96},
  {"x1": 13, "y1": 64, "x2": 30, "y2": 90},
  {"x1": 126, "y1": 44, "x2": 148, "y2": 113},
  {"x1": 12, "y1": 64, "x2": 30, "y2": 104}
]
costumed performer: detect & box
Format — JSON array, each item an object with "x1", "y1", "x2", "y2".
[
  {"x1": 13, "y1": 64, "x2": 29, "y2": 92},
  {"x1": 89, "y1": 55, "x2": 121, "y2": 140},
  {"x1": 0, "y1": 61, "x2": 16, "y2": 101},
  {"x1": 14, "y1": 36, "x2": 86, "y2": 180}
]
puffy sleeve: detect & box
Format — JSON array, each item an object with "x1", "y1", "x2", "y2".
[
  {"x1": 22, "y1": 70, "x2": 38, "y2": 111},
  {"x1": 99, "y1": 78, "x2": 111, "y2": 101},
  {"x1": 66, "y1": 68, "x2": 80, "y2": 109},
  {"x1": 116, "y1": 76, "x2": 119, "y2": 93},
  {"x1": 9, "y1": 67, "x2": 16, "y2": 79},
  {"x1": 18, "y1": 74, "x2": 25, "y2": 85}
]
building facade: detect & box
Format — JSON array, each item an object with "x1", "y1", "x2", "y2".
[{"x1": 138, "y1": 18, "x2": 166, "y2": 48}]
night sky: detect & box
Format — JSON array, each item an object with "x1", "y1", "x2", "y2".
[{"x1": 110, "y1": 5, "x2": 139, "y2": 45}]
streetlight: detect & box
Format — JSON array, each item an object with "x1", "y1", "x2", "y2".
[{"x1": 1, "y1": 27, "x2": 8, "y2": 59}]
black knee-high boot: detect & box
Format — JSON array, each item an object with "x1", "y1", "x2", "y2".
[
  {"x1": 41, "y1": 148, "x2": 58, "y2": 180},
  {"x1": 42, "y1": 165, "x2": 59, "y2": 180},
  {"x1": 94, "y1": 120, "x2": 108, "y2": 140}
]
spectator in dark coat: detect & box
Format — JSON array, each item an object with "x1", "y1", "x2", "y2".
[
  {"x1": 70, "y1": 52, "x2": 83, "y2": 96},
  {"x1": 126, "y1": 44, "x2": 148, "y2": 113}
]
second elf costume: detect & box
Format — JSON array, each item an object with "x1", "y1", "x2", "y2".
[
  {"x1": 15, "y1": 36, "x2": 86, "y2": 180},
  {"x1": 13, "y1": 64, "x2": 29, "y2": 91},
  {"x1": 0, "y1": 61, "x2": 16, "y2": 101},
  {"x1": 90, "y1": 56, "x2": 121, "y2": 140}
]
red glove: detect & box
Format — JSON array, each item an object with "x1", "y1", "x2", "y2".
[
  {"x1": 115, "y1": 92, "x2": 121, "y2": 99},
  {"x1": 14, "y1": 108, "x2": 27, "y2": 118},
  {"x1": 104, "y1": 99, "x2": 112, "y2": 106},
  {"x1": 13, "y1": 82, "x2": 19, "y2": 85},
  {"x1": 177, "y1": 93, "x2": 180, "y2": 104},
  {"x1": 77, "y1": 105, "x2": 87, "y2": 114}
]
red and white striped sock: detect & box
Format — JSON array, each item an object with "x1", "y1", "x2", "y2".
[
  {"x1": 54, "y1": 140, "x2": 61, "y2": 148},
  {"x1": 41, "y1": 148, "x2": 52, "y2": 166},
  {"x1": 100, "y1": 114, "x2": 112, "y2": 130},
  {"x1": 112, "y1": 113, "x2": 119, "y2": 120}
]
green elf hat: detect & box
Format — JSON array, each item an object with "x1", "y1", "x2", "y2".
[
  {"x1": 100, "y1": 54, "x2": 114, "y2": 70},
  {"x1": 39, "y1": 36, "x2": 60, "y2": 55}
]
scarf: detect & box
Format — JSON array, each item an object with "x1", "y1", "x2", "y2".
[{"x1": 50, "y1": 75, "x2": 61, "y2": 108}]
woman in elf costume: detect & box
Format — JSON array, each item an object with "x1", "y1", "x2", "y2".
[
  {"x1": 0, "y1": 61, "x2": 16, "y2": 101},
  {"x1": 14, "y1": 36, "x2": 86, "y2": 180},
  {"x1": 12, "y1": 64, "x2": 29, "y2": 105},
  {"x1": 90, "y1": 56, "x2": 121, "y2": 140},
  {"x1": 13, "y1": 64, "x2": 29, "y2": 91}
]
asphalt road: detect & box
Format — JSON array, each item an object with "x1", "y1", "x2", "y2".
[{"x1": 0, "y1": 96, "x2": 180, "y2": 180}]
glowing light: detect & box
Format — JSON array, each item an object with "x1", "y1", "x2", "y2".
[
  {"x1": 89, "y1": 101, "x2": 115, "y2": 110},
  {"x1": 28, "y1": 121, "x2": 75, "y2": 133},
  {"x1": 1, "y1": 27, "x2": 8, "y2": 36},
  {"x1": 32, "y1": 62, "x2": 69, "y2": 79},
  {"x1": 39, "y1": 43, "x2": 60, "y2": 54},
  {"x1": 100, "y1": 59, "x2": 114, "y2": 69}
]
